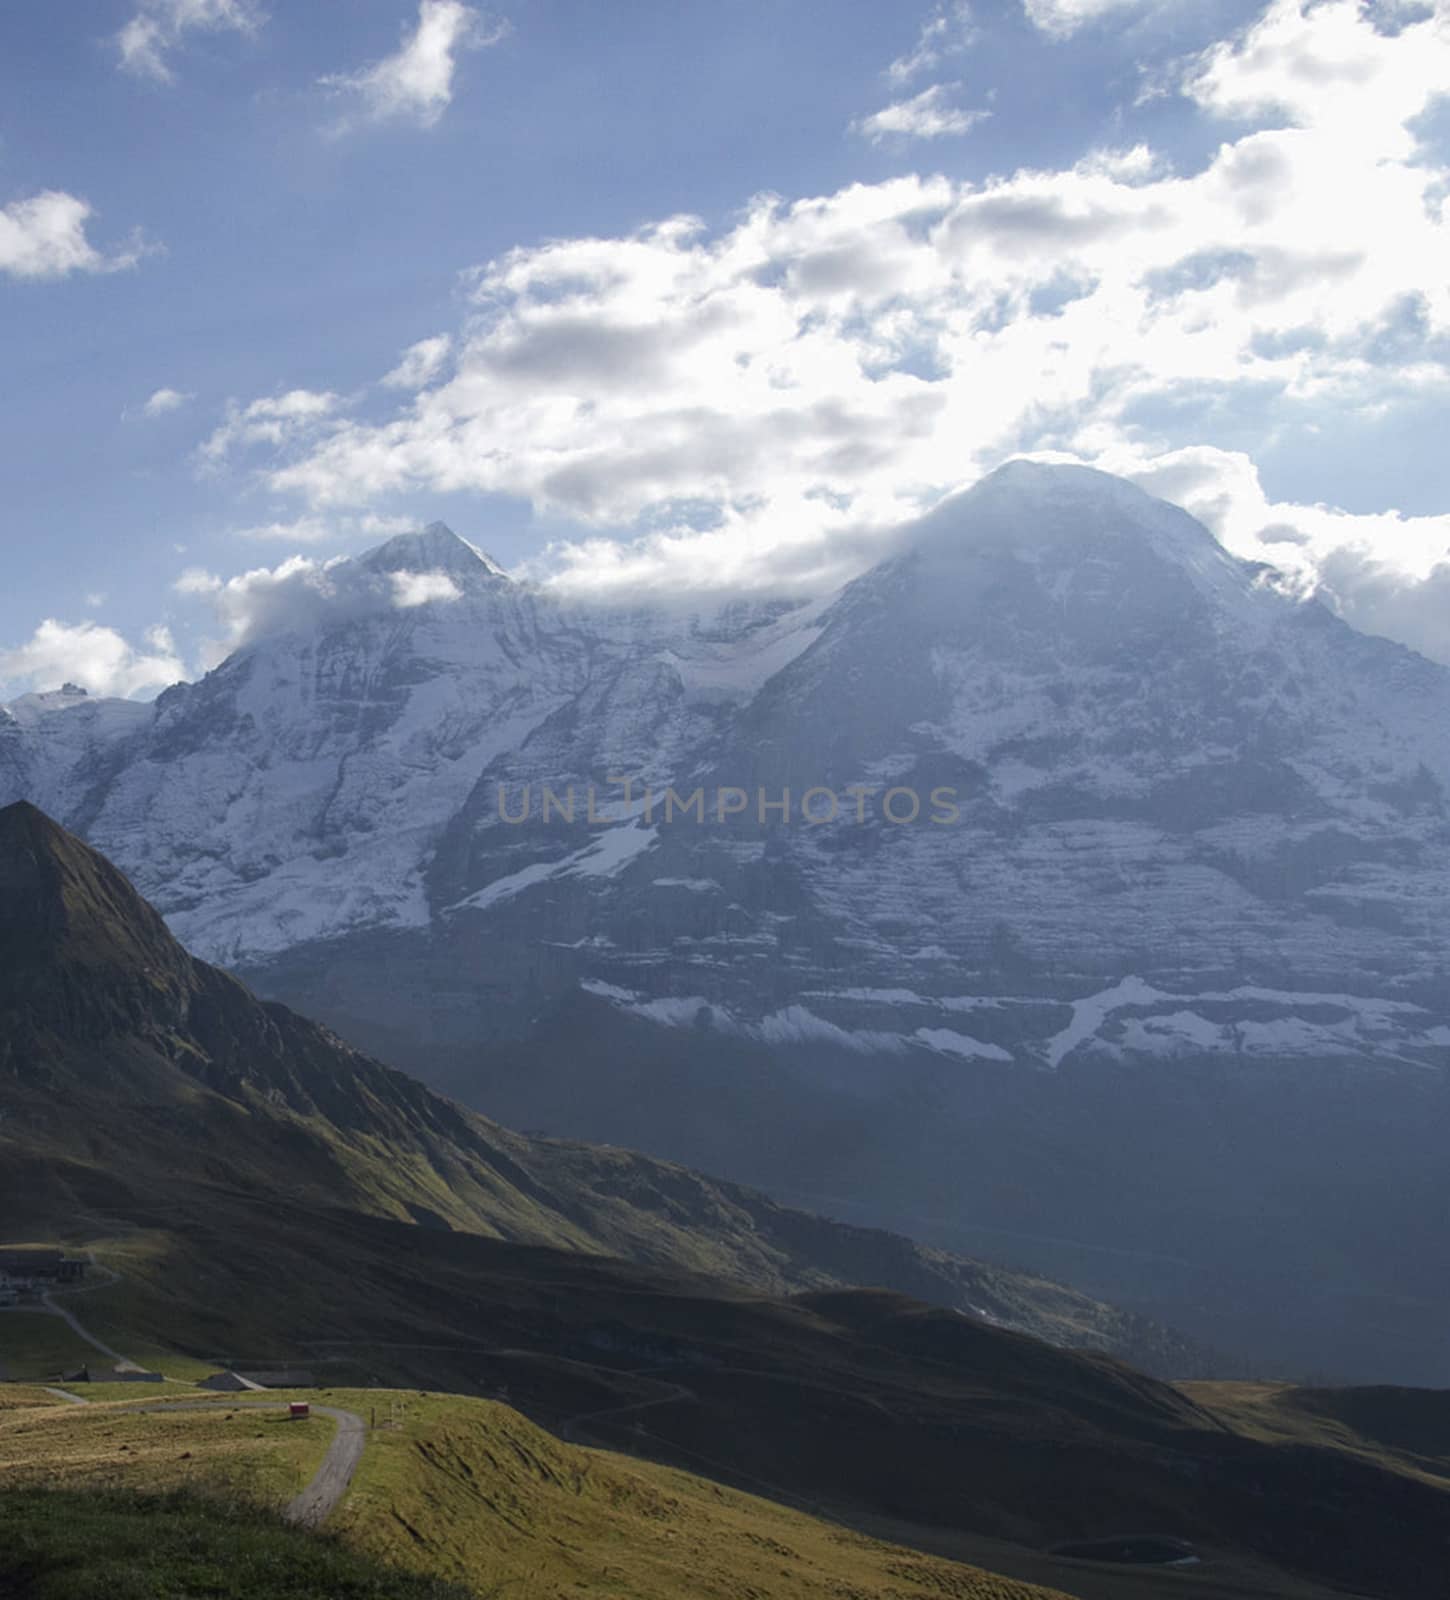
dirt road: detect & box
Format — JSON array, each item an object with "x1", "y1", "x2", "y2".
[
  {"x1": 133, "y1": 1400, "x2": 367, "y2": 1527},
  {"x1": 561, "y1": 1376, "x2": 693, "y2": 1443}
]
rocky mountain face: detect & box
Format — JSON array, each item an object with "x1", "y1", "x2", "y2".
[{"x1": 6, "y1": 464, "x2": 1450, "y2": 1381}]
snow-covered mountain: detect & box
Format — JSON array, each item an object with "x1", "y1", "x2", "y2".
[
  {"x1": 3, "y1": 524, "x2": 823, "y2": 966},
  {"x1": 8, "y1": 464, "x2": 1450, "y2": 1382}
]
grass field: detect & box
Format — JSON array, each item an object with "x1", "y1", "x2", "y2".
[
  {"x1": 43, "y1": 1382, "x2": 203, "y2": 1403},
  {"x1": 0, "y1": 1489, "x2": 476, "y2": 1600},
  {"x1": 0, "y1": 1396, "x2": 333, "y2": 1508}
]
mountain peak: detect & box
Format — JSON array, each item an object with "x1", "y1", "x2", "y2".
[
  {"x1": 965, "y1": 457, "x2": 1180, "y2": 520},
  {"x1": 904, "y1": 457, "x2": 1255, "y2": 612},
  {"x1": 0, "y1": 800, "x2": 183, "y2": 984},
  {"x1": 980, "y1": 456, "x2": 1108, "y2": 486},
  {"x1": 359, "y1": 522, "x2": 507, "y2": 581}
]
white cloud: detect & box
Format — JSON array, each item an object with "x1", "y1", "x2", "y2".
[
  {"x1": 357, "y1": 512, "x2": 421, "y2": 538},
  {"x1": 321, "y1": 0, "x2": 506, "y2": 131},
  {"x1": 117, "y1": 0, "x2": 264, "y2": 83},
  {"x1": 854, "y1": 84, "x2": 992, "y2": 144},
  {"x1": 381, "y1": 334, "x2": 453, "y2": 389},
  {"x1": 201, "y1": 389, "x2": 339, "y2": 462},
  {"x1": 174, "y1": 567, "x2": 223, "y2": 596},
  {"x1": 229, "y1": 511, "x2": 417, "y2": 543},
  {"x1": 0, "y1": 191, "x2": 146, "y2": 281},
  {"x1": 204, "y1": 1, "x2": 1450, "y2": 643},
  {"x1": 174, "y1": 546, "x2": 463, "y2": 666},
  {"x1": 390, "y1": 569, "x2": 463, "y2": 607},
  {"x1": 175, "y1": 554, "x2": 334, "y2": 666},
  {"x1": 1022, "y1": 0, "x2": 1153, "y2": 39},
  {"x1": 1185, "y1": 0, "x2": 1446, "y2": 157},
  {"x1": 887, "y1": 2, "x2": 978, "y2": 84},
  {"x1": 0, "y1": 619, "x2": 185, "y2": 699},
  {"x1": 141, "y1": 386, "x2": 192, "y2": 417},
  {"x1": 233, "y1": 516, "x2": 335, "y2": 543},
  {"x1": 1104, "y1": 441, "x2": 1450, "y2": 661}
]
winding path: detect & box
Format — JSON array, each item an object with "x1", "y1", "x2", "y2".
[
  {"x1": 132, "y1": 1400, "x2": 367, "y2": 1528},
  {"x1": 560, "y1": 1375, "x2": 693, "y2": 1443},
  {"x1": 39, "y1": 1287, "x2": 142, "y2": 1372}
]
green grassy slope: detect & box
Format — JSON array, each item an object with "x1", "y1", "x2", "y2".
[
  {"x1": 331, "y1": 1387, "x2": 1069, "y2": 1600},
  {"x1": 0, "y1": 1387, "x2": 1072, "y2": 1600},
  {"x1": 9, "y1": 1381, "x2": 1423, "y2": 1600},
  {"x1": 0, "y1": 1489, "x2": 474, "y2": 1600}
]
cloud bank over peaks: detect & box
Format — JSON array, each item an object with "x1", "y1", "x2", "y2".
[
  {"x1": 1119, "y1": 443, "x2": 1450, "y2": 664},
  {"x1": 181, "y1": 0, "x2": 1450, "y2": 655},
  {"x1": 174, "y1": 534, "x2": 485, "y2": 669},
  {"x1": 390, "y1": 569, "x2": 463, "y2": 607},
  {"x1": 0, "y1": 620, "x2": 184, "y2": 701}
]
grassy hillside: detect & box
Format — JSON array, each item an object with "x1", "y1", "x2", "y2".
[
  {"x1": 0, "y1": 1387, "x2": 1068, "y2": 1600},
  {"x1": 0, "y1": 1489, "x2": 474, "y2": 1600},
  {"x1": 20, "y1": 1220, "x2": 1450, "y2": 1600},
  {"x1": 330, "y1": 1387, "x2": 1067, "y2": 1600},
  {"x1": 1181, "y1": 1381, "x2": 1450, "y2": 1487},
  {"x1": 9, "y1": 1381, "x2": 1426, "y2": 1600}
]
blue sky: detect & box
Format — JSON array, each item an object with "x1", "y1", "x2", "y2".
[{"x1": 4, "y1": 0, "x2": 1450, "y2": 696}]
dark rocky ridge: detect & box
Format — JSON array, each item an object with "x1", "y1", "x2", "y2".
[{"x1": 0, "y1": 800, "x2": 1207, "y2": 1374}]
